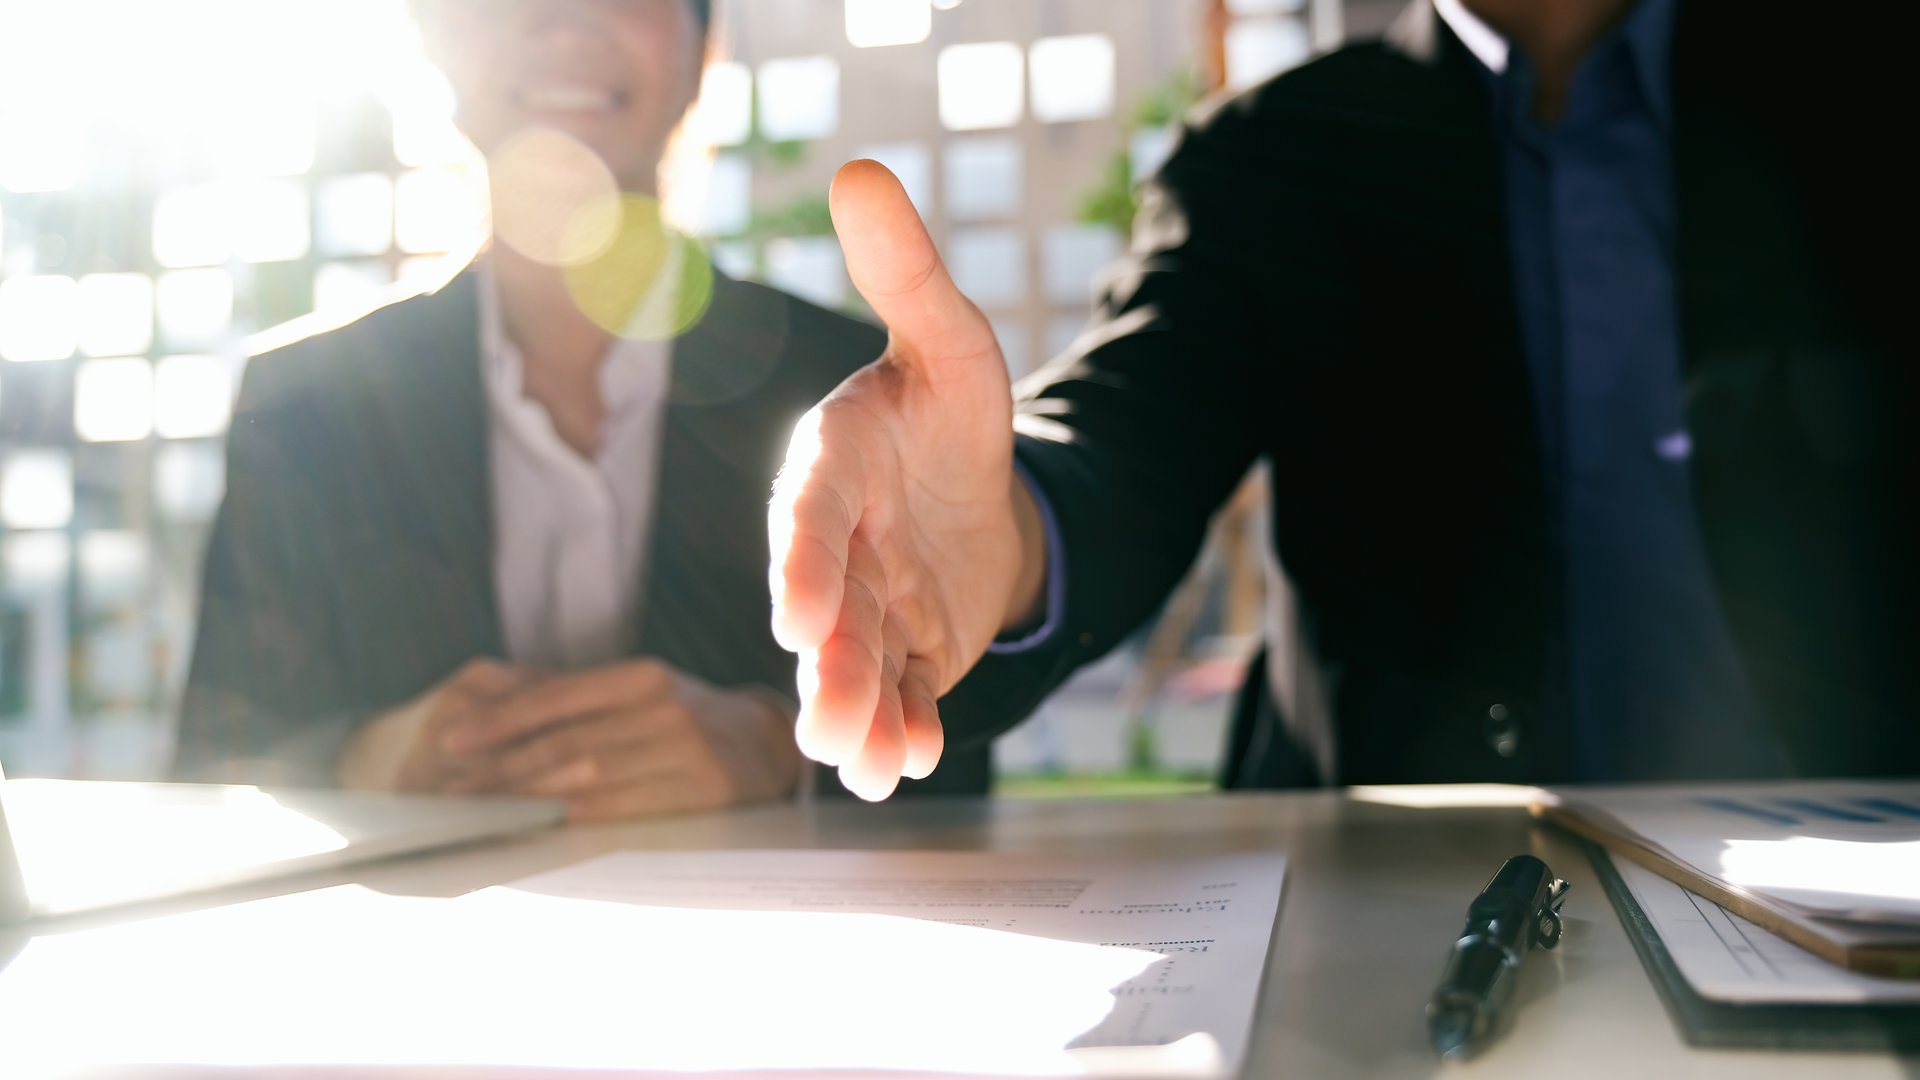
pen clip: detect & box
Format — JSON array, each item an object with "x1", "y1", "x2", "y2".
[{"x1": 1531, "y1": 878, "x2": 1571, "y2": 950}]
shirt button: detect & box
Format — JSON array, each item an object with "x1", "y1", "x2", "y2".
[{"x1": 1485, "y1": 703, "x2": 1523, "y2": 758}]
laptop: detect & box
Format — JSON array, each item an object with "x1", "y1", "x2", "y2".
[{"x1": 0, "y1": 762, "x2": 563, "y2": 924}]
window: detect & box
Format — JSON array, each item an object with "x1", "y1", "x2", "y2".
[
  {"x1": 689, "y1": 62, "x2": 753, "y2": 147},
  {"x1": 395, "y1": 168, "x2": 486, "y2": 255},
  {"x1": 1226, "y1": 18, "x2": 1311, "y2": 90},
  {"x1": 74, "y1": 358, "x2": 154, "y2": 443},
  {"x1": 946, "y1": 227, "x2": 1026, "y2": 309},
  {"x1": 153, "y1": 184, "x2": 233, "y2": 268},
  {"x1": 938, "y1": 43, "x2": 1024, "y2": 131},
  {"x1": 845, "y1": 0, "x2": 931, "y2": 48},
  {"x1": 851, "y1": 143, "x2": 932, "y2": 214},
  {"x1": 1048, "y1": 312, "x2": 1092, "y2": 360},
  {"x1": 153, "y1": 443, "x2": 225, "y2": 523},
  {"x1": 944, "y1": 136, "x2": 1021, "y2": 221},
  {"x1": 1042, "y1": 224, "x2": 1122, "y2": 306},
  {"x1": 0, "y1": 112, "x2": 85, "y2": 194},
  {"x1": 1131, "y1": 127, "x2": 1177, "y2": 184},
  {"x1": 77, "y1": 274, "x2": 155, "y2": 359},
  {"x1": 1, "y1": 451, "x2": 75, "y2": 530},
  {"x1": 316, "y1": 174, "x2": 396, "y2": 257},
  {"x1": 1228, "y1": 0, "x2": 1306, "y2": 13},
  {"x1": 757, "y1": 57, "x2": 840, "y2": 141},
  {"x1": 154, "y1": 355, "x2": 234, "y2": 440},
  {"x1": 688, "y1": 154, "x2": 752, "y2": 238},
  {"x1": 155, "y1": 270, "x2": 233, "y2": 349},
  {"x1": 230, "y1": 180, "x2": 311, "y2": 264},
  {"x1": 0, "y1": 275, "x2": 79, "y2": 363},
  {"x1": 1029, "y1": 35, "x2": 1116, "y2": 123},
  {"x1": 313, "y1": 261, "x2": 394, "y2": 316},
  {"x1": 764, "y1": 237, "x2": 847, "y2": 309},
  {"x1": 991, "y1": 317, "x2": 1030, "y2": 377}
]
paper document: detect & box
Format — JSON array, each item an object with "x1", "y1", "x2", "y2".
[
  {"x1": 0, "y1": 848, "x2": 1285, "y2": 1079},
  {"x1": 507, "y1": 848, "x2": 1287, "y2": 1077},
  {"x1": 1615, "y1": 857, "x2": 1920, "y2": 1005},
  {"x1": 1545, "y1": 781, "x2": 1920, "y2": 926}
]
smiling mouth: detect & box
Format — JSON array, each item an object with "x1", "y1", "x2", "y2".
[{"x1": 513, "y1": 86, "x2": 628, "y2": 113}]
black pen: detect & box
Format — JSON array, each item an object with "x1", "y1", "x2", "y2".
[{"x1": 1426, "y1": 854, "x2": 1571, "y2": 1059}]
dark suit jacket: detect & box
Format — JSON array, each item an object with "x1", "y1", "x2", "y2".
[
  {"x1": 941, "y1": 0, "x2": 1915, "y2": 785},
  {"x1": 174, "y1": 269, "x2": 991, "y2": 795}
]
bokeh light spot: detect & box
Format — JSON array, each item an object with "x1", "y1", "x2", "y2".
[{"x1": 564, "y1": 196, "x2": 714, "y2": 342}]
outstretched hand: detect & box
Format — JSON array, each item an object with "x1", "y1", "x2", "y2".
[{"x1": 768, "y1": 160, "x2": 1047, "y2": 801}]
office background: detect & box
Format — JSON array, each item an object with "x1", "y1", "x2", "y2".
[{"x1": 0, "y1": 0, "x2": 1395, "y2": 786}]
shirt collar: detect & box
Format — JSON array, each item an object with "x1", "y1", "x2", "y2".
[{"x1": 1432, "y1": 0, "x2": 1675, "y2": 128}]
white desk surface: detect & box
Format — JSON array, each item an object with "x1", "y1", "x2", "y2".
[{"x1": 3, "y1": 789, "x2": 1915, "y2": 1079}]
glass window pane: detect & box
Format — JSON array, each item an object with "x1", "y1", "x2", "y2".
[
  {"x1": 690, "y1": 61, "x2": 753, "y2": 147},
  {"x1": 1042, "y1": 224, "x2": 1121, "y2": 306},
  {"x1": 77, "y1": 273, "x2": 155, "y2": 358},
  {"x1": 1130, "y1": 126, "x2": 1177, "y2": 184},
  {"x1": 1228, "y1": 0, "x2": 1306, "y2": 12},
  {"x1": 231, "y1": 180, "x2": 311, "y2": 264},
  {"x1": 154, "y1": 442, "x2": 226, "y2": 523},
  {"x1": 711, "y1": 241, "x2": 756, "y2": 281},
  {"x1": 1029, "y1": 35, "x2": 1116, "y2": 123},
  {"x1": 155, "y1": 269, "x2": 234, "y2": 348},
  {"x1": 939, "y1": 43, "x2": 1024, "y2": 131},
  {"x1": 845, "y1": 0, "x2": 931, "y2": 48},
  {"x1": 764, "y1": 236, "x2": 847, "y2": 309},
  {"x1": 313, "y1": 261, "x2": 394, "y2": 316},
  {"x1": 1227, "y1": 17, "x2": 1311, "y2": 90},
  {"x1": 758, "y1": 57, "x2": 840, "y2": 141},
  {"x1": 686, "y1": 154, "x2": 751, "y2": 238},
  {"x1": 153, "y1": 183, "x2": 233, "y2": 269},
  {"x1": 852, "y1": 142, "x2": 932, "y2": 214},
  {"x1": 0, "y1": 274, "x2": 79, "y2": 363},
  {"x1": 74, "y1": 357, "x2": 154, "y2": 442},
  {"x1": 1, "y1": 451, "x2": 75, "y2": 530},
  {"x1": 991, "y1": 317, "x2": 1030, "y2": 377},
  {"x1": 395, "y1": 168, "x2": 487, "y2": 255},
  {"x1": 209, "y1": 96, "x2": 316, "y2": 179},
  {"x1": 154, "y1": 354, "x2": 234, "y2": 440},
  {"x1": 316, "y1": 173, "x2": 395, "y2": 257},
  {"x1": 79, "y1": 530, "x2": 148, "y2": 611},
  {"x1": 947, "y1": 227, "x2": 1026, "y2": 309},
  {"x1": 944, "y1": 136, "x2": 1021, "y2": 221},
  {"x1": 0, "y1": 112, "x2": 86, "y2": 194}
]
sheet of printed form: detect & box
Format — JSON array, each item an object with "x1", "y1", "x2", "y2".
[
  {"x1": 1615, "y1": 859, "x2": 1920, "y2": 1004},
  {"x1": 0, "y1": 848, "x2": 1285, "y2": 1079}
]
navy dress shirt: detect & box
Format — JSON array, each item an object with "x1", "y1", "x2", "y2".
[{"x1": 1454, "y1": 0, "x2": 1783, "y2": 779}]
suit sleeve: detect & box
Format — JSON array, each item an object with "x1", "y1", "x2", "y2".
[
  {"x1": 171, "y1": 359, "x2": 364, "y2": 786},
  {"x1": 939, "y1": 107, "x2": 1275, "y2": 746}
]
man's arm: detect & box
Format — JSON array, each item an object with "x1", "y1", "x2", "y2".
[
  {"x1": 769, "y1": 116, "x2": 1270, "y2": 797},
  {"x1": 937, "y1": 119, "x2": 1275, "y2": 748}
]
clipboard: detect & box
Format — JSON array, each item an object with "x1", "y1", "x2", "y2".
[
  {"x1": 1537, "y1": 793, "x2": 1920, "y2": 979},
  {"x1": 1582, "y1": 839, "x2": 1920, "y2": 1052}
]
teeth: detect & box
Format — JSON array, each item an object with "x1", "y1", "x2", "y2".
[{"x1": 520, "y1": 87, "x2": 617, "y2": 111}]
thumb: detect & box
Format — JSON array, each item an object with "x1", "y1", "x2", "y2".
[{"x1": 830, "y1": 159, "x2": 1001, "y2": 375}]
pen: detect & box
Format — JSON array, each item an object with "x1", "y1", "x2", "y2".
[{"x1": 1426, "y1": 854, "x2": 1571, "y2": 1059}]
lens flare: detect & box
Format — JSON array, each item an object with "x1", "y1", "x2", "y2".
[
  {"x1": 487, "y1": 127, "x2": 622, "y2": 267},
  {"x1": 563, "y1": 195, "x2": 715, "y2": 341}
]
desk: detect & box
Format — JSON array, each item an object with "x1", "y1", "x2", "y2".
[{"x1": 2, "y1": 790, "x2": 1914, "y2": 1078}]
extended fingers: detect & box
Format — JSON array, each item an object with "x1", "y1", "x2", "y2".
[
  {"x1": 795, "y1": 535, "x2": 889, "y2": 767},
  {"x1": 838, "y1": 614, "x2": 910, "y2": 801},
  {"x1": 770, "y1": 408, "x2": 862, "y2": 653},
  {"x1": 898, "y1": 656, "x2": 944, "y2": 781}
]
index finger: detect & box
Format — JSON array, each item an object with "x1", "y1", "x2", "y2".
[{"x1": 770, "y1": 407, "x2": 858, "y2": 652}]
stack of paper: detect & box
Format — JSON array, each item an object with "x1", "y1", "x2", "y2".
[{"x1": 1539, "y1": 781, "x2": 1920, "y2": 978}]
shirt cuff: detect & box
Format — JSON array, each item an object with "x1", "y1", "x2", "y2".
[{"x1": 987, "y1": 458, "x2": 1067, "y2": 655}]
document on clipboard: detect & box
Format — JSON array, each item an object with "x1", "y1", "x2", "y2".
[{"x1": 1537, "y1": 781, "x2": 1920, "y2": 978}]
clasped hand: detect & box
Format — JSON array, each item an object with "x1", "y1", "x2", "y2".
[{"x1": 353, "y1": 658, "x2": 800, "y2": 822}]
